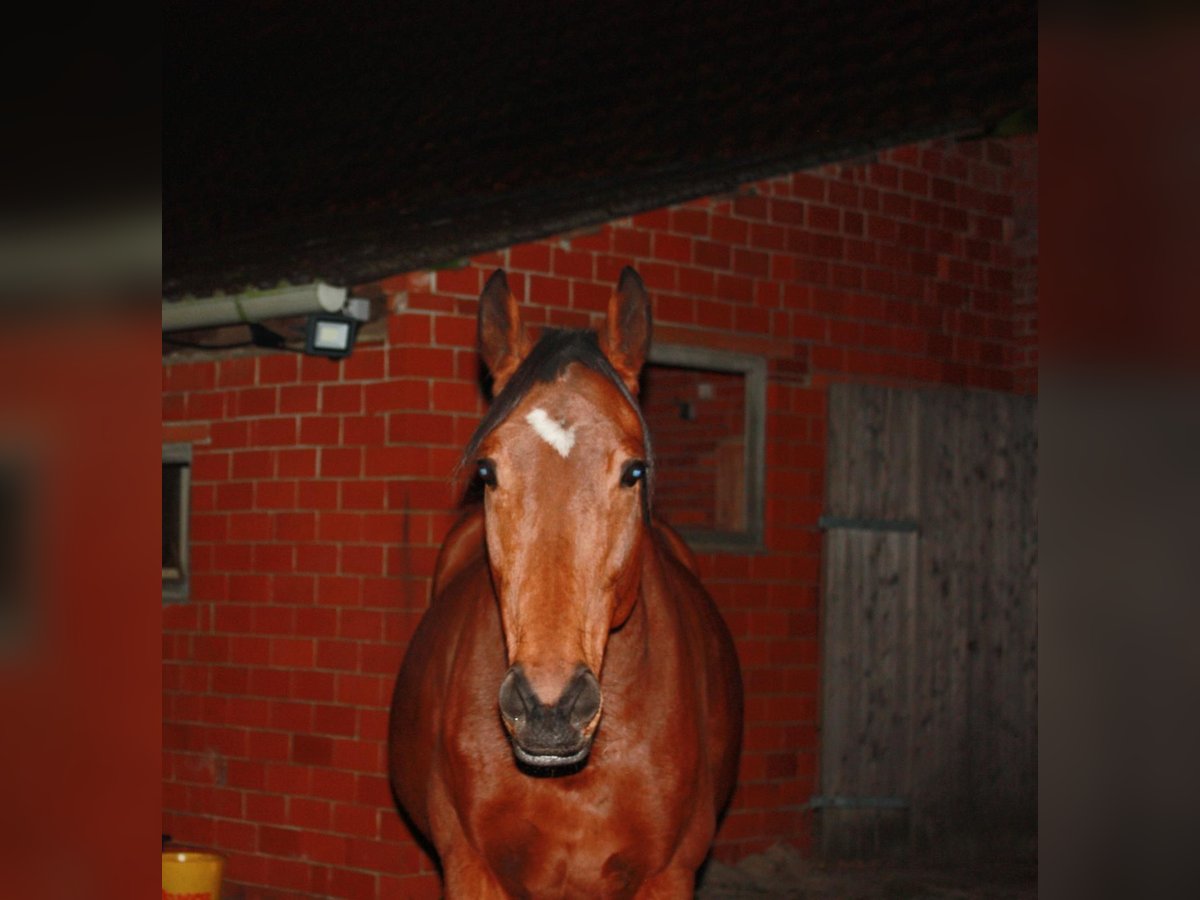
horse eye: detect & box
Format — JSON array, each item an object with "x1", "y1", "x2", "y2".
[
  {"x1": 620, "y1": 459, "x2": 647, "y2": 488},
  {"x1": 476, "y1": 458, "x2": 498, "y2": 488}
]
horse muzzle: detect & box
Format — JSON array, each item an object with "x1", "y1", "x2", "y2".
[{"x1": 498, "y1": 663, "x2": 602, "y2": 769}]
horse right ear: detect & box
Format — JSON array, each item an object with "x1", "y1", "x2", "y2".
[
  {"x1": 601, "y1": 267, "x2": 652, "y2": 395},
  {"x1": 478, "y1": 269, "x2": 531, "y2": 395}
]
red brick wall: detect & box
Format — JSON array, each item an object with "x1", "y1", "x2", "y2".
[{"x1": 162, "y1": 133, "x2": 1037, "y2": 897}]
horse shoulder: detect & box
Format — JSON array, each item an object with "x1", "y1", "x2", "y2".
[
  {"x1": 391, "y1": 508, "x2": 496, "y2": 841},
  {"x1": 647, "y1": 522, "x2": 744, "y2": 818}
]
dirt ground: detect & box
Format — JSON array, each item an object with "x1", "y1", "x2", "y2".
[{"x1": 695, "y1": 844, "x2": 1037, "y2": 899}]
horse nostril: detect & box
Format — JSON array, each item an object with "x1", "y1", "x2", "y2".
[
  {"x1": 564, "y1": 667, "x2": 602, "y2": 730},
  {"x1": 498, "y1": 665, "x2": 533, "y2": 724}
]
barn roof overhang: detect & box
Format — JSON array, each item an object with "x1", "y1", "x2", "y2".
[{"x1": 164, "y1": 1, "x2": 1036, "y2": 301}]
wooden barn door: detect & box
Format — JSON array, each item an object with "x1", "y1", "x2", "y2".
[{"x1": 818, "y1": 384, "x2": 1037, "y2": 862}]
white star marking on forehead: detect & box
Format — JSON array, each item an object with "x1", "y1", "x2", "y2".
[{"x1": 525, "y1": 408, "x2": 577, "y2": 458}]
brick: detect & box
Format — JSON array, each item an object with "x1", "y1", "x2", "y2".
[
  {"x1": 293, "y1": 604, "x2": 337, "y2": 637},
  {"x1": 321, "y1": 383, "x2": 363, "y2": 414},
  {"x1": 433, "y1": 265, "x2": 482, "y2": 296},
  {"x1": 320, "y1": 448, "x2": 361, "y2": 478},
  {"x1": 388, "y1": 415, "x2": 453, "y2": 446},
  {"x1": 163, "y1": 361, "x2": 215, "y2": 392},
  {"x1": 231, "y1": 450, "x2": 273, "y2": 480},
  {"x1": 527, "y1": 273, "x2": 571, "y2": 306},
  {"x1": 216, "y1": 482, "x2": 254, "y2": 511},
  {"x1": 364, "y1": 379, "x2": 432, "y2": 412},
  {"x1": 868, "y1": 162, "x2": 899, "y2": 189},
  {"x1": 748, "y1": 222, "x2": 787, "y2": 251},
  {"x1": 162, "y1": 393, "x2": 186, "y2": 420},
  {"x1": 433, "y1": 315, "x2": 475, "y2": 347},
  {"x1": 508, "y1": 242, "x2": 552, "y2": 272},
  {"x1": 652, "y1": 233, "x2": 692, "y2": 263},
  {"x1": 279, "y1": 384, "x2": 320, "y2": 413},
  {"x1": 431, "y1": 381, "x2": 481, "y2": 413},
  {"x1": 235, "y1": 387, "x2": 276, "y2": 417},
  {"x1": 551, "y1": 247, "x2": 593, "y2": 279},
  {"x1": 567, "y1": 227, "x2": 611, "y2": 253},
  {"x1": 210, "y1": 420, "x2": 249, "y2": 449},
  {"x1": 298, "y1": 480, "x2": 339, "y2": 510},
  {"x1": 250, "y1": 417, "x2": 297, "y2": 446},
  {"x1": 732, "y1": 249, "x2": 769, "y2": 278},
  {"x1": 314, "y1": 704, "x2": 357, "y2": 737},
  {"x1": 612, "y1": 228, "x2": 651, "y2": 257},
  {"x1": 341, "y1": 545, "x2": 384, "y2": 576},
  {"x1": 258, "y1": 354, "x2": 298, "y2": 385},
  {"x1": 406, "y1": 346, "x2": 459, "y2": 379},
  {"x1": 250, "y1": 605, "x2": 292, "y2": 636},
  {"x1": 228, "y1": 512, "x2": 272, "y2": 541},
  {"x1": 766, "y1": 198, "x2": 803, "y2": 225},
  {"x1": 733, "y1": 305, "x2": 769, "y2": 332},
  {"x1": 337, "y1": 415, "x2": 382, "y2": 447},
  {"x1": 293, "y1": 734, "x2": 334, "y2": 767},
  {"x1": 278, "y1": 448, "x2": 318, "y2": 478},
  {"x1": 299, "y1": 415, "x2": 341, "y2": 445},
  {"x1": 260, "y1": 824, "x2": 300, "y2": 857},
  {"x1": 218, "y1": 357, "x2": 256, "y2": 388},
  {"x1": 694, "y1": 239, "x2": 731, "y2": 270},
  {"x1": 388, "y1": 313, "x2": 432, "y2": 345},
  {"x1": 716, "y1": 274, "x2": 754, "y2": 305},
  {"x1": 695, "y1": 300, "x2": 733, "y2": 330},
  {"x1": 317, "y1": 639, "x2": 359, "y2": 672},
  {"x1": 295, "y1": 543, "x2": 339, "y2": 574},
  {"x1": 790, "y1": 173, "x2": 825, "y2": 200},
  {"x1": 255, "y1": 480, "x2": 298, "y2": 510},
  {"x1": 342, "y1": 480, "x2": 389, "y2": 511},
  {"x1": 362, "y1": 446, "x2": 423, "y2": 477},
  {"x1": 342, "y1": 347, "x2": 386, "y2": 381},
  {"x1": 186, "y1": 390, "x2": 225, "y2": 420},
  {"x1": 566, "y1": 281, "x2": 605, "y2": 314}
]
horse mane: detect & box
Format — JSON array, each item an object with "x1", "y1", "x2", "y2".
[{"x1": 459, "y1": 328, "x2": 655, "y2": 511}]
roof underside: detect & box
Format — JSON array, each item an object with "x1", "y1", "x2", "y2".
[{"x1": 164, "y1": 0, "x2": 1036, "y2": 299}]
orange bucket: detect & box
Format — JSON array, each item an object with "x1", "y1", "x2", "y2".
[{"x1": 162, "y1": 850, "x2": 224, "y2": 900}]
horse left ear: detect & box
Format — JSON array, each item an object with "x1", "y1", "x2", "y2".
[
  {"x1": 479, "y1": 269, "x2": 532, "y2": 395},
  {"x1": 601, "y1": 267, "x2": 652, "y2": 395}
]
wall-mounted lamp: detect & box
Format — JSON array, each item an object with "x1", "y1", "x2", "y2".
[
  {"x1": 163, "y1": 283, "x2": 372, "y2": 359},
  {"x1": 304, "y1": 313, "x2": 359, "y2": 359}
]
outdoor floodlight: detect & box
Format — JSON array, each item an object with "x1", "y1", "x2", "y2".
[{"x1": 305, "y1": 313, "x2": 358, "y2": 359}]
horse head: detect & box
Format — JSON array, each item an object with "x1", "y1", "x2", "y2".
[{"x1": 466, "y1": 267, "x2": 652, "y2": 769}]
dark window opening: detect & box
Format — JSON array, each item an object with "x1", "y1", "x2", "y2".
[
  {"x1": 162, "y1": 445, "x2": 190, "y2": 602},
  {"x1": 0, "y1": 457, "x2": 33, "y2": 653},
  {"x1": 642, "y1": 345, "x2": 765, "y2": 551}
]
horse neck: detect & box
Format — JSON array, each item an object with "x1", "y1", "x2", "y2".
[{"x1": 603, "y1": 527, "x2": 677, "y2": 683}]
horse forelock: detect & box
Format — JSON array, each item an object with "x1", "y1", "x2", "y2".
[{"x1": 460, "y1": 328, "x2": 654, "y2": 513}]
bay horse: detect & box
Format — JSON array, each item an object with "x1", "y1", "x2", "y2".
[{"x1": 389, "y1": 267, "x2": 743, "y2": 898}]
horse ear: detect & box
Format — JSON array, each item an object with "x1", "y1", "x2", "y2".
[
  {"x1": 601, "y1": 267, "x2": 652, "y2": 395},
  {"x1": 478, "y1": 269, "x2": 531, "y2": 395}
]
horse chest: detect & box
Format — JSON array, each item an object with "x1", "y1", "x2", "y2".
[
  {"x1": 462, "y1": 733, "x2": 706, "y2": 896},
  {"x1": 476, "y1": 789, "x2": 660, "y2": 898}
]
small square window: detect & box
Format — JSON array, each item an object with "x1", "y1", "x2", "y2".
[
  {"x1": 162, "y1": 444, "x2": 190, "y2": 602},
  {"x1": 0, "y1": 452, "x2": 34, "y2": 653},
  {"x1": 642, "y1": 345, "x2": 766, "y2": 552}
]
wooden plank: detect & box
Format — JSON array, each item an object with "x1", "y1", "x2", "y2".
[
  {"x1": 914, "y1": 387, "x2": 1037, "y2": 857},
  {"x1": 820, "y1": 527, "x2": 918, "y2": 857},
  {"x1": 826, "y1": 384, "x2": 919, "y2": 522}
]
